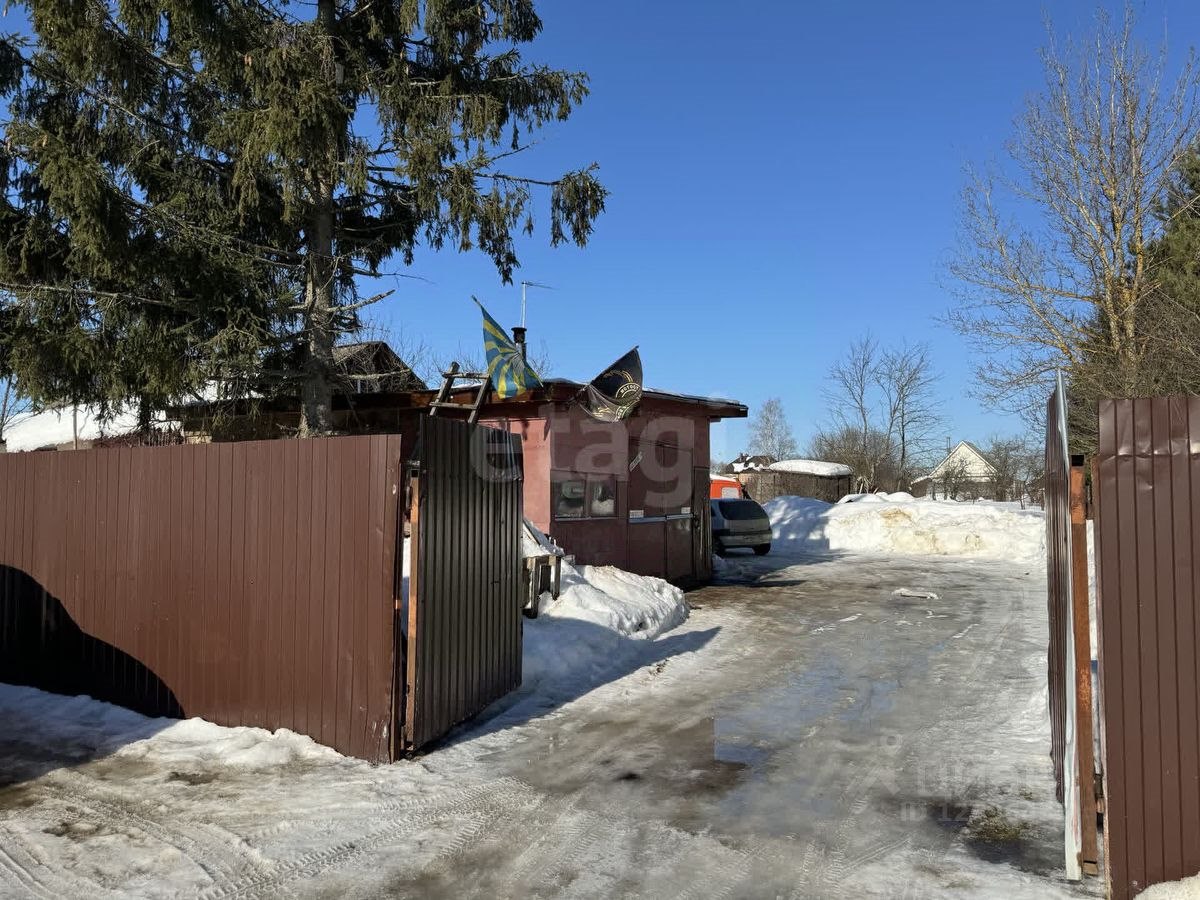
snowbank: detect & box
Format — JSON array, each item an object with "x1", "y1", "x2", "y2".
[
  {"x1": 768, "y1": 458, "x2": 853, "y2": 478},
  {"x1": 520, "y1": 522, "x2": 689, "y2": 690},
  {"x1": 537, "y1": 561, "x2": 687, "y2": 639},
  {"x1": 765, "y1": 494, "x2": 1045, "y2": 562},
  {"x1": 1137, "y1": 874, "x2": 1200, "y2": 899},
  {"x1": 0, "y1": 683, "x2": 340, "y2": 771},
  {"x1": 522, "y1": 519, "x2": 684, "y2": 640}
]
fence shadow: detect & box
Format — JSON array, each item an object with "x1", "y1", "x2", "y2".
[
  {"x1": 429, "y1": 620, "x2": 720, "y2": 750},
  {"x1": 0, "y1": 564, "x2": 182, "y2": 789}
]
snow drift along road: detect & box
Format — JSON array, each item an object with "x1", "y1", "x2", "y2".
[{"x1": 765, "y1": 494, "x2": 1045, "y2": 563}]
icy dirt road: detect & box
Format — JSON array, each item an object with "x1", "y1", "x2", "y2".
[{"x1": 0, "y1": 552, "x2": 1099, "y2": 899}]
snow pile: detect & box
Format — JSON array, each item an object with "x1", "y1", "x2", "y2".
[
  {"x1": 768, "y1": 458, "x2": 853, "y2": 478},
  {"x1": 0, "y1": 683, "x2": 339, "y2": 772},
  {"x1": 1137, "y1": 874, "x2": 1200, "y2": 899},
  {"x1": 838, "y1": 490, "x2": 913, "y2": 503},
  {"x1": 522, "y1": 519, "x2": 684, "y2": 639},
  {"x1": 520, "y1": 523, "x2": 689, "y2": 690},
  {"x1": 765, "y1": 494, "x2": 1045, "y2": 562},
  {"x1": 538, "y1": 562, "x2": 687, "y2": 639}
]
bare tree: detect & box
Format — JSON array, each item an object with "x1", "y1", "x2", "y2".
[
  {"x1": 809, "y1": 424, "x2": 898, "y2": 494},
  {"x1": 938, "y1": 457, "x2": 973, "y2": 501},
  {"x1": 747, "y1": 397, "x2": 798, "y2": 461},
  {"x1": 826, "y1": 336, "x2": 877, "y2": 443},
  {"x1": 876, "y1": 343, "x2": 941, "y2": 489},
  {"x1": 0, "y1": 376, "x2": 32, "y2": 448},
  {"x1": 819, "y1": 337, "x2": 941, "y2": 491},
  {"x1": 824, "y1": 337, "x2": 892, "y2": 490},
  {"x1": 946, "y1": 6, "x2": 1200, "y2": 418},
  {"x1": 983, "y1": 434, "x2": 1044, "y2": 502}
]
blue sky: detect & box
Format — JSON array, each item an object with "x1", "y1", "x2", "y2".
[{"x1": 370, "y1": 0, "x2": 1200, "y2": 461}]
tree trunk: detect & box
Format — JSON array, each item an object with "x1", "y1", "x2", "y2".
[{"x1": 299, "y1": 0, "x2": 339, "y2": 437}]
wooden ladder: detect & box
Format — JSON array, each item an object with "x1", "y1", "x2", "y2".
[{"x1": 427, "y1": 362, "x2": 491, "y2": 425}]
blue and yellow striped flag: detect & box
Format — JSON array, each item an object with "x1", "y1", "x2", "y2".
[{"x1": 476, "y1": 298, "x2": 542, "y2": 398}]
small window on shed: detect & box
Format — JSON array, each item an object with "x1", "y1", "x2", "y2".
[
  {"x1": 552, "y1": 475, "x2": 586, "y2": 519},
  {"x1": 588, "y1": 475, "x2": 617, "y2": 518}
]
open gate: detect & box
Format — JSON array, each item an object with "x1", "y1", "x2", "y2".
[
  {"x1": 401, "y1": 416, "x2": 524, "y2": 752},
  {"x1": 1044, "y1": 373, "x2": 1099, "y2": 879}
]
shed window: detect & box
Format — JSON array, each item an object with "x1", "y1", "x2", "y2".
[
  {"x1": 588, "y1": 476, "x2": 617, "y2": 518},
  {"x1": 552, "y1": 476, "x2": 586, "y2": 519},
  {"x1": 553, "y1": 472, "x2": 619, "y2": 520}
]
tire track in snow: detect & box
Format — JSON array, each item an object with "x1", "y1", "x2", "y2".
[
  {"x1": 35, "y1": 771, "x2": 262, "y2": 893},
  {"x1": 203, "y1": 777, "x2": 538, "y2": 898},
  {"x1": 0, "y1": 822, "x2": 106, "y2": 900}
]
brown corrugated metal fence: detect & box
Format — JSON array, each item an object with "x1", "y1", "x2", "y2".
[
  {"x1": 1094, "y1": 396, "x2": 1200, "y2": 899},
  {"x1": 0, "y1": 436, "x2": 404, "y2": 762},
  {"x1": 404, "y1": 417, "x2": 524, "y2": 752}
]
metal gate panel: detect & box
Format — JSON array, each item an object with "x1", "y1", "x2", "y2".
[
  {"x1": 1094, "y1": 396, "x2": 1200, "y2": 899},
  {"x1": 403, "y1": 416, "x2": 523, "y2": 752}
]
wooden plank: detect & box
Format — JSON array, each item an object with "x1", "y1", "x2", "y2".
[
  {"x1": 404, "y1": 474, "x2": 421, "y2": 749},
  {"x1": 1069, "y1": 462, "x2": 1098, "y2": 874}
]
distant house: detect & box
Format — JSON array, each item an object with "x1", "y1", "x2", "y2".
[
  {"x1": 332, "y1": 341, "x2": 428, "y2": 394},
  {"x1": 736, "y1": 458, "x2": 854, "y2": 504},
  {"x1": 911, "y1": 441, "x2": 999, "y2": 500},
  {"x1": 0, "y1": 341, "x2": 426, "y2": 453},
  {"x1": 1, "y1": 406, "x2": 150, "y2": 453}
]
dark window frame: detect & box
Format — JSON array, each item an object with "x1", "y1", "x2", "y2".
[{"x1": 552, "y1": 471, "x2": 620, "y2": 521}]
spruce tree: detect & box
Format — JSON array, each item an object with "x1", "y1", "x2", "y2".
[{"x1": 0, "y1": 1, "x2": 605, "y2": 433}]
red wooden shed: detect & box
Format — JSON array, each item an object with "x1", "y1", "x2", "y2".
[{"x1": 475, "y1": 380, "x2": 746, "y2": 584}]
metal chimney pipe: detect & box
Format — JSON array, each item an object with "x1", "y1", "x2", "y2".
[{"x1": 512, "y1": 325, "x2": 528, "y2": 362}]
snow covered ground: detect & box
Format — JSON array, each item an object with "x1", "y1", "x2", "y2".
[
  {"x1": 1138, "y1": 873, "x2": 1200, "y2": 899},
  {"x1": 765, "y1": 493, "x2": 1046, "y2": 563}
]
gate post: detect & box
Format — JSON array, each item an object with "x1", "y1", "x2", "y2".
[{"x1": 1069, "y1": 458, "x2": 1099, "y2": 875}]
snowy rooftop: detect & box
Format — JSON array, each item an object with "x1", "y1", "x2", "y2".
[
  {"x1": 768, "y1": 458, "x2": 854, "y2": 478},
  {"x1": 3, "y1": 406, "x2": 143, "y2": 452}
]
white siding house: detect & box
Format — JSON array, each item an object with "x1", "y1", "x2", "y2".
[{"x1": 912, "y1": 441, "x2": 998, "y2": 500}]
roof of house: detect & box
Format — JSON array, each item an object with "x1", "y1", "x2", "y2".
[
  {"x1": 332, "y1": 341, "x2": 428, "y2": 393},
  {"x1": 167, "y1": 344, "x2": 746, "y2": 421},
  {"x1": 3, "y1": 405, "x2": 146, "y2": 452},
  {"x1": 730, "y1": 453, "x2": 775, "y2": 471},
  {"x1": 768, "y1": 458, "x2": 854, "y2": 478},
  {"x1": 928, "y1": 440, "x2": 997, "y2": 479}
]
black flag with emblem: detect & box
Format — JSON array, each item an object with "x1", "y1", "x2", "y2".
[{"x1": 581, "y1": 347, "x2": 643, "y2": 422}]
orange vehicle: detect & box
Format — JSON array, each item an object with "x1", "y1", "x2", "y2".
[{"x1": 709, "y1": 474, "x2": 743, "y2": 500}]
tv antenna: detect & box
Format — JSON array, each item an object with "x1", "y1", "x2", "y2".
[{"x1": 519, "y1": 280, "x2": 554, "y2": 328}]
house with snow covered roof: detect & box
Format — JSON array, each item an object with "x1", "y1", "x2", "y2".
[
  {"x1": 735, "y1": 457, "x2": 854, "y2": 504},
  {"x1": 911, "y1": 440, "x2": 998, "y2": 500},
  {"x1": 1, "y1": 406, "x2": 156, "y2": 453}
]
